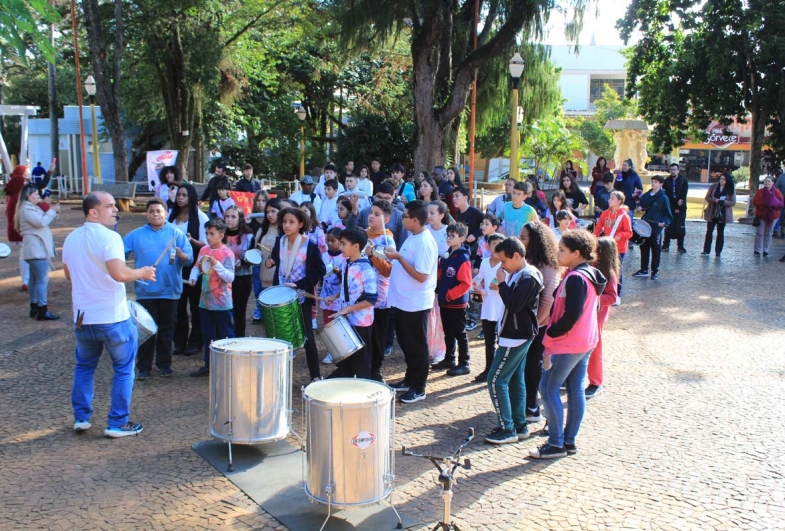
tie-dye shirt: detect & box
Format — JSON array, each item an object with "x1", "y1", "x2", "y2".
[
  {"x1": 342, "y1": 258, "x2": 377, "y2": 327},
  {"x1": 320, "y1": 250, "x2": 346, "y2": 312},
  {"x1": 277, "y1": 238, "x2": 308, "y2": 286},
  {"x1": 366, "y1": 230, "x2": 396, "y2": 309},
  {"x1": 308, "y1": 226, "x2": 328, "y2": 254},
  {"x1": 193, "y1": 245, "x2": 235, "y2": 311},
  {"x1": 224, "y1": 232, "x2": 254, "y2": 276},
  {"x1": 476, "y1": 236, "x2": 492, "y2": 262}
]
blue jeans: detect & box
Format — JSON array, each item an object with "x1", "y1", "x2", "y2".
[
  {"x1": 25, "y1": 258, "x2": 50, "y2": 306},
  {"x1": 252, "y1": 264, "x2": 263, "y2": 319},
  {"x1": 539, "y1": 350, "x2": 592, "y2": 448},
  {"x1": 71, "y1": 318, "x2": 138, "y2": 428},
  {"x1": 200, "y1": 309, "x2": 235, "y2": 364},
  {"x1": 487, "y1": 340, "x2": 532, "y2": 430},
  {"x1": 618, "y1": 252, "x2": 625, "y2": 296}
]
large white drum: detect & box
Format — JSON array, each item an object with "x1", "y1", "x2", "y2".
[
  {"x1": 304, "y1": 378, "x2": 396, "y2": 509},
  {"x1": 209, "y1": 337, "x2": 293, "y2": 444},
  {"x1": 128, "y1": 300, "x2": 157, "y2": 346}
]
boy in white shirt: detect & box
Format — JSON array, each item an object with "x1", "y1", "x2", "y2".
[
  {"x1": 472, "y1": 233, "x2": 505, "y2": 383},
  {"x1": 315, "y1": 163, "x2": 344, "y2": 199},
  {"x1": 341, "y1": 174, "x2": 371, "y2": 210},
  {"x1": 320, "y1": 179, "x2": 341, "y2": 229}
]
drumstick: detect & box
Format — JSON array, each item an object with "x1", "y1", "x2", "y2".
[
  {"x1": 152, "y1": 235, "x2": 179, "y2": 267},
  {"x1": 298, "y1": 290, "x2": 323, "y2": 302},
  {"x1": 257, "y1": 243, "x2": 272, "y2": 252}
]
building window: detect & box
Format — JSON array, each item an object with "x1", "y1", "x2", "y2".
[{"x1": 590, "y1": 79, "x2": 625, "y2": 102}]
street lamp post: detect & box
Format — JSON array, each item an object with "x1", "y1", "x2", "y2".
[
  {"x1": 509, "y1": 53, "x2": 525, "y2": 182},
  {"x1": 295, "y1": 106, "x2": 307, "y2": 178},
  {"x1": 84, "y1": 75, "x2": 101, "y2": 183}
]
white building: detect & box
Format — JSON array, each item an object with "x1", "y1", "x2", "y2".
[{"x1": 549, "y1": 44, "x2": 627, "y2": 116}]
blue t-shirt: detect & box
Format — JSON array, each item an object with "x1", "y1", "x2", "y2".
[{"x1": 500, "y1": 203, "x2": 538, "y2": 237}]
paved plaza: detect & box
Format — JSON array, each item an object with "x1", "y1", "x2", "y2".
[{"x1": 1, "y1": 202, "x2": 784, "y2": 530}]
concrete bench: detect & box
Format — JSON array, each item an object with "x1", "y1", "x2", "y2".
[{"x1": 91, "y1": 182, "x2": 139, "y2": 212}]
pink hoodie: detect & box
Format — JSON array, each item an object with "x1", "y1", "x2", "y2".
[{"x1": 543, "y1": 264, "x2": 606, "y2": 355}]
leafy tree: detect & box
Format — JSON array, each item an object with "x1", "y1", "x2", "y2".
[
  {"x1": 520, "y1": 116, "x2": 587, "y2": 181},
  {"x1": 618, "y1": 0, "x2": 785, "y2": 196},
  {"x1": 337, "y1": 110, "x2": 415, "y2": 167},
  {"x1": 331, "y1": 0, "x2": 591, "y2": 174},
  {"x1": 0, "y1": 0, "x2": 60, "y2": 63},
  {"x1": 566, "y1": 84, "x2": 637, "y2": 160}
]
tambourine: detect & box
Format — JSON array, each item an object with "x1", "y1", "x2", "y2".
[
  {"x1": 244, "y1": 249, "x2": 262, "y2": 265},
  {"x1": 198, "y1": 256, "x2": 214, "y2": 274}
]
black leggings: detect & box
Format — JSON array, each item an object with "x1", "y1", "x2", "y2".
[
  {"x1": 370, "y1": 308, "x2": 390, "y2": 376},
  {"x1": 301, "y1": 300, "x2": 320, "y2": 379},
  {"x1": 481, "y1": 319, "x2": 498, "y2": 373},
  {"x1": 703, "y1": 222, "x2": 726, "y2": 254},
  {"x1": 174, "y1": 278, "x2": 202, "y2": 349},
  {"x1": 525, "y1": 328, "x2": 546, "y2": 411},
  {"x1": 231, "y1": 275, "x2": 252, "y2": 338}
]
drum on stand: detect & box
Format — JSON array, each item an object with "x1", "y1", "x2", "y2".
[
  {"x1": 631, "y1": 219, "x2": 652, "y2": 245},
  {"x1": 303, "y1": 378, "x2": 398, "y2": 515},
  {"x1": 258, "y1": 286, "x2": 305, "y2": 349},
  {"x1": 316, "y1": 316, "x2": 364, "y2": 364},
  {"x1": 210, "y1": 337, "x2": 294, "y2": 471},
  {"x1": 128, "y1": 300, "x2": 158, "y2": 346}
]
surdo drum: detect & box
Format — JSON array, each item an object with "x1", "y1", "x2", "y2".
[
  {"x1": 316, "y1": 316, "x2": 364, "y2": 363},
  {"x1": 127, "y1": 300, "x2": 158, "y2": 346},
  {"x1": 303, "y1": 378, "x2": 396, "y2": 509},
  {"x1": 257, "y1": 286, "x2": 305, "y2": 349}
]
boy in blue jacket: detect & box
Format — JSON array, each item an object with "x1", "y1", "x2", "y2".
[
  {"x1": 633, "y1": 174, "x2": 673, "y2": 280},
  {"x1": 432, "y1": 222, "x2": 473, "y2": 377}
]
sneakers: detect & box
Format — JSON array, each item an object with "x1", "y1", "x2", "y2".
[
  {"x1": 252, "y1": 309, "x2": 262, "y2": 322},
  {"x1": 564, "y1": 442, "x2": 578, "y2": 455},
  {"x1": 474, "y1": 370, "x2": 489, "y2": 383},
  {"x1": 310, "y1": 376, "x2": 323, "y2": 383},
  {"x1": 516, "y1": 424, "x2": 531, "y2": 440},
  {"x1": 184, "y1": 345, "x2": 202, "y2": 356},
  {"x1": 104, "y1": 422, "x2": 144, "y2": 438},
  {"x1": 763, "y1": 251, "x2": 769, "y2": 257},
  {"x1": 585, "y1": 384, "x2": 602, "y2": 399},
  {"x1": 399, "y1": 389, "x2": 426, "y2": 403},
  {"x1": 388, "y1": 379, "x2": 410, "y2": 392},
  {"x1": 526, "y1": 408, "x2": 542, "y2": 423},
  {"x1": 678, "y1": 247, "x2": 687, "y2": 253},
  {"x1": 754, "y1": 251, "x2": 761, "y2": 256},
  {"x1": 780, "y1": 255, "x2": 785, "y2": 262},
  {"x1": 383, "y1": 346, "x2": 394, "y2": 357},
  {"x1": 701, "y1": 251, "x2": 710, "y2": 256},
  {"x1": 431, "y1": 358, "x2": 456, "y2": 370},
  {"x1": 312, "y1": 318, "x2": 318, "y2": 329},
  {"x1": 160, "y1": 367, "x2": 174, "y2": 378},
  {"x1": 464, "y1": 320, "x2": 478, "y2": 331},
  {"x1": 632, "y1": 269, "x2": 649, "y2": 278},
  {"x1": 529, "y1": 443, "x2": 567, "y2": 459},
  {"x1": 612, "y1": 296, "x2": 621, "y2": 307},
  {"x1": 650, "y1": 271, "x2": 659, "y2": 280},
  {"x1": 484, "y1": 427, "x2": 518, "y2": 445},
  {"x1": 477, "y1": 331, "x2": 485, "y2": 340},
  {"x1": 446, "y1": 365, "x2": 470, "y2": 376},
  {"x1": 135, "y1": 370, "x2": 150, "y2": 381},
  {"x1": 322, "y1": 353, "x2": 333, "y2": 364},
  {"x1": 74, "y1": 420, "x2": 91, "y2": 432},
  {"x1": 190, "y1": 366, "x2": 209, "y2": 377}
]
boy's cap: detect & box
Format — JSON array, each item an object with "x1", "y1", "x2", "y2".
[{"x1": 301, "y1": 176, "x2": 315, "y2": 185}]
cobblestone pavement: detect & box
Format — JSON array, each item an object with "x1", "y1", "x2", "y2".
[{"x1": 1, "y1": 202, "x2": 783, "y2": 530}]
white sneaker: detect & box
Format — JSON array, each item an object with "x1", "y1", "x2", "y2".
[
  {"x1": 74, "y1": 420, "x2": 91, "y2": 432},
  {"x1": 312, "y1": 318, "x2": 318, "y2": 329},
  {"x1": 322, "y1": 353, "x2": 333, "y2": 364},
  {"x1": 612, "y1": 296, "x2": 621, "y2": 307}
]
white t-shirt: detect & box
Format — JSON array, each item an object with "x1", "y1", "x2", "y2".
[
  {"x1": 320, "y1": 196, "x2": 340, "y2": 228},
  {"x1": 474, "y1": 258, "x2": 504, "y2": 322},
  {"x1": 427, "y1": 225, "x2": 449, "y2": 256},
  {"x1": 314, "y1": 176, "x2": 345, "y2": 200},
  {"x1": 357, "y1": 178, "x2": 373, "y2": 198},
  {"x1": 388, "y1": 229, "x2": 438, "y2": 312},
  {"x1": 62, "y1": 222, "x2": 130, "y2": 325},
  {"x1": 173, "y1": 209, "x2": 209, "y2": 245},
  {"x1": 497, "y1": 267, "x2": 527, "y2": 348},
  {"x1": 289, "y1": 190, "x2": 323, "y2": 212}
]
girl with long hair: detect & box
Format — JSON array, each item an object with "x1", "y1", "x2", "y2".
[
  {"x1": 590, "y1": 157, "x2": 608, "y2": 195},
  {"x1": 257, "y1": 198, "x2": 282, "y2": 301},
  {"x1": 299, "y1": 201, "x2": 328, "y2": 254},
  {"x1": 559, "y1": 174, "x2": 589, "y2": 216},
  {"x1": 425, "y1": 200, "x2": 450, "y2": 364},
  {"x1": 586, "y1": 236, "x2": 621, "y2": 398},
  {"x1": 702, "y1": 173, "x2": 736, "y2": 256},
  {"x1": 223, "y1": 205, "x2": 254, "y2": 337},
  {"x1": 519, "y1": 221, "x2": 562, "y2": 422},
  {"x1": 249, "y1": 189, "x2": 270, "y2": 321},
  {"x1": 418, "y1": 177, "x2": 439, "y2": 202},
  {"x1": 169, "y1": 183, "x2": 210, "y2": 354}
]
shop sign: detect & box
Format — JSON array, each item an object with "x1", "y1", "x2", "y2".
[{"x1": 706, "y1": 125, "x2": 739, "y2": 149}]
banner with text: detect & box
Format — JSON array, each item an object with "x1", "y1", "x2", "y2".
[{"x1": 231, "y1": 191, "x2": 255, "y2": 217}]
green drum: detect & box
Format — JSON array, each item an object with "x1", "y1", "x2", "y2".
[{"x1": 258, "y1": 286, "x2": 305, "y2": 349}]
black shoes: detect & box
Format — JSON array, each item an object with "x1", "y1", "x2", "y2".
[
  {"x1": 190, "y1": 366, "x2": 209, "y2": 377},
  {"x1": 431, "y1": 358, "x2": 456, "y2": 370},
  {"x1": 474, "y1": 370, "x2": 489, "y2": 383},
  {"x1": 29, "y1": 303, "x2": 38, "y2": 318},
  {"x1": 37, "y1": 305, "x2": 59, "y2": 320},
  {"x1": 650, "y1": 271, "x2": 659, "y2": 280},
  {"x1": 677, "y1": 247, "x2": 687, "y2": 253},
  {"x1": 632, "y1": 269, "x2": 649, "y2": 277},
  {"x1": 446, "y1": 365, "x2": 470, "y2": 376}
]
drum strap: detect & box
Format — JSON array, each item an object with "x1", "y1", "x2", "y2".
[
  {"x1": 342, "y1": 258, "x2": 372, "y2": 303},
  {"x1": 281, "y1": 234, "x2": 303, "y2": 281},
  {"x1": 609, "y1": 212, "x2": 625, "y2": 238}
]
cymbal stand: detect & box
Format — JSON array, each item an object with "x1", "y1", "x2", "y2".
[{"x1": 402, "y1": 428, "x2": 474, "y2": 531}]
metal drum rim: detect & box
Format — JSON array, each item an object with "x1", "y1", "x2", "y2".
[
  {"x1": 303, "y1": 378, "x2": 394, "y2": 406},
  {"x1": 304, "y1": 485, "x2": 393, "y2": 509},
  {"x1": 210, "y1": 430, "x2": 290, "y2": 445},
  {"x1": 210, "y1": 336, "x2": 293, "y2": 356},
  {"x1": 258, "y1": 286, "x2": 298, "y2": 307}
]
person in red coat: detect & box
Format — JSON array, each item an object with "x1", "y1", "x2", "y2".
[
  {"x1": 752, "y1": 176, "x2": 784, "y2": 256},
  {"x1": 590, "y1": 157, "x2": 609, "y2": 196},
  {"x1": 5, "y1": 165, "x2": 29, "y2": 289}
]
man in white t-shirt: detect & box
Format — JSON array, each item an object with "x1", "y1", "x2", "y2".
[
  {"x1": 384, "y1": 200, "x2": 438, "y2": 404},
  {"x1": 62, "y1": 192, "x2": 156, "y2": 438},
  {"x1": 289, "y1": 175, "x2": 323, "y2": 212}
]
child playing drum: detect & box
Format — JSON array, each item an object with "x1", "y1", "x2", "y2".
[
  {"x1": 266, "y1": 208, "x2": 327, "y2": 382},
  {"x1": 323, "y1": 228, "x2": 377, "y2": 380},
  {"x1": 319, "y1": 228, "x2": 345, "y2": 364}
]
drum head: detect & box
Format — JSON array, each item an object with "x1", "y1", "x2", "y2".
[
  {"x1": 211, "y1": 337, "x2": 292, "y2": 354},
  {"x1": 258, "y1": 285, "x2": 298, "y2": 306},
  {"x1": 305, "y1": 378, "x2": 391, "y2": 404},
  {"x1": 245, "y1": 249, "x2": 262, "y2": 265},
  {"x1": 633, "y1": 219, "x2": 652, "y2": 238},
  {"x1": 0, "y1": 242, "x2": 10, "y2": 258},
  {"x1": 128, "y1": 300, "x2": 158, "y2": 333},
  {"x1": 199, "y1": 256, "x2": 213, "y2": 274}
]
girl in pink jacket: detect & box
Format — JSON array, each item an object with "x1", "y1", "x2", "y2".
[{"x1": 529, "y1": 230, "x2": 606, "y2": 460}]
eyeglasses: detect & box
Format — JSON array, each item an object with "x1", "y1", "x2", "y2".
[{"x1": 402, "y1": 214, "x2": 411, "y2": 219}]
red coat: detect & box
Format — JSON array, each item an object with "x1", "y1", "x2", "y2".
[
  {"x1": 5, "y1": 173, "x2": 26, "y2": 242},
  {"x1": 594, "y1": 206, "x2": 633, "y2": 253},
  {"x1": 753, "y1": 187, "x2": 784, "y2": 222}
]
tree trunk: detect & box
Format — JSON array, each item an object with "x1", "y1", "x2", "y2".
[
  {"x1": 413, "y1": 113, "x2": 446, "y2": 175},
  {"x1": 82, "y1": 0, "x2": 127, "y2": 181},
  {"x1": 48, "y1": 24, "x2": 59, "y2": 176}
]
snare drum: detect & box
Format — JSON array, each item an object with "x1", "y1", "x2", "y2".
[
  {"x1": 258, "y1": 286, "x2": 305, "y2": 349},
  {"x1": 209, "y1": 337, "x2": 293, "y2": 444},
  {"x1": 304, "y1": 379, "x2": 395, "y2": 509},
  {"x1": 244, "y1": 249, "x2": 262, "y2": 265},
  {"x1": 0, "y1": 242, "x2": 11, "y2": 258},
  {"x1": 631, "y1": 219, "x2": 652, "y2": 245},
  {"x1": 316, "y1": 316, "x2": 364, "y2": 363},
  {"x1": 128, "y1": 300, "x2": 158, "y2": 346}
]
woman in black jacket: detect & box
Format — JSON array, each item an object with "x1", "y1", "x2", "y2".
[{"x1": 702, "y1": 173, "x2": 736, "y2": 256}]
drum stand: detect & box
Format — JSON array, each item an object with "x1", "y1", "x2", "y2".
[{"x1": 402, "y1": 428, "x2": 474, "y2": 531}]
